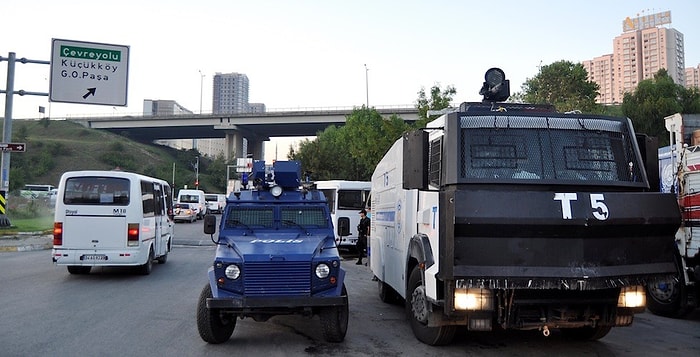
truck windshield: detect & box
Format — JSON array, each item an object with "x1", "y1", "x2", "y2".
[{"x1": 456, "y1": 115, "x2": 644, "y2": 185}]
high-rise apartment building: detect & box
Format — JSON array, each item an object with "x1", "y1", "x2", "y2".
[
  {"x1": 584, "y1": 11, "x2": 685, "y2": 104},
  {"x1": 582, "y1": 55, "x2": 615, "y2": 104},
  {"x1": 213, "y1": 72, "x2": 250, "y2": 114},
  {"x1": 143, "y1": 99, "x2": 193, "y2": 116},
  {"x1": 687, "y1": 65, "x2": 700, "y2": 89}
]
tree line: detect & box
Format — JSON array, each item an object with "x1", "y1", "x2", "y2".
[{"x1": 289, "y1": 60, "x2": 700, "y2": 182}]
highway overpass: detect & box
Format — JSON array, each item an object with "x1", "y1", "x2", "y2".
[{"x1": 69, "y1": 106, "x2": 420, "y2": 160}]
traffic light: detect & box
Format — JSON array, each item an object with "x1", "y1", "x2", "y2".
[{"x1": 479, "y1": 67, "x2": 510, "y2": 102}]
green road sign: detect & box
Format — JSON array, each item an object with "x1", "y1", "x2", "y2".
[{"x1": 49, "y1": 38, "x2": 129, "y2": 106}]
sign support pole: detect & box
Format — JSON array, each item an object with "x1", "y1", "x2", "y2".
[{"x1": 0, "y1": 52, "x2": 50, "y2": 227}]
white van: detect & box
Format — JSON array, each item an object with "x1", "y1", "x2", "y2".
[
  {"x1": 177, "y1": 189, "x2": 207, "y2": 219},
  {"x1": 315, "y1": 180, "x2": 371, "y2": 250},
  {"x1": 52, "y1": 170, "x2": 174, "y2": 275},
  {"x1": 204, "y1": 193, "x2": 226, "y2": 214},
  {"x1": 21, "y1": 184, "x2": 56, "y2": 199}
]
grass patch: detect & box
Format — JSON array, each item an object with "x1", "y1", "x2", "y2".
[{"x1": 1, "y1": 215, "x2": 54, "y2": 234}]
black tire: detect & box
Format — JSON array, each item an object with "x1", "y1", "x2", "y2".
[
  {"x1": 378, "y1": 280, "x2": 400, "y2": 304},
  {"x1": 560, "y1": 325, "x2": 612, "y2": 340},
  {"x1": 319, "y1": 284, "x2": 349, "y2": 343},
  {"x1": 645, "y1": 249, "x2": 693, "y2": 318},
  {"x1": 405, "y1": 266, "x2": 456, "y2": 346},
  {"x1": 138, "y1": 248, "x2": 154, "y2": 275},
  {"x1": 156, "y1": 251, "x2": 168, "y2": 264},
  {"x1": 197, "y1": 283, "x2": 236, "y2": 344},
  {"x1": 646, "y1": 277, "x2": 694, "y2": 318},
  {"x1": 67, "y1": 266, "x2": 91, "y2": 274}
]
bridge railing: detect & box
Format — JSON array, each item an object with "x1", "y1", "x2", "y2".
[{"x1": 61, "y1": 104, "x2": 417, "y2": 120}]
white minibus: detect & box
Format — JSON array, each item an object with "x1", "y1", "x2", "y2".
[
  {"x1": 177, "y1": 189, "x2": 207, "y2": 219},
  {"x1": 52, "y1": 170, "x2": 174, "y2": 275},
  {"x1": 315, "y1": 180, "x2": 371, "y2": 250}
]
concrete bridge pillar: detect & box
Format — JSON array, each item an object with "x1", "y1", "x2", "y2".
[
  {"x1": 224, "y1": 132, "x2": 244, "y2": 161},
  {"x1": 247, "y1": 139, "x2": 265, "y2": 161}
]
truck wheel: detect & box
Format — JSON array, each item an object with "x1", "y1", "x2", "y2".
[
  {"x1": 197, "y1": 283, "x2": 236, "y2": 344},
  {"x1": 320, "y1": 284, "x2": 348, "y2": 342},
  {"x1": 67, "y1": 266, "x2": 91, "y2": 274},
  {"x1": 560, "y1": 325, "x2": 612, "y2": 340},
  {"x1": 646, "y1": 249, "x2": 693, "y2": 318},
  {"x1": 138, "y1": 248, "x2": 154, "y2": 275},
  {"x1": 646, "y1": 276, "x2": 693, "y2": 318},
  {"x1": 406, "y1": 266, "x2": 456, "y2": 346},
  {"x1": 378, "y1": 280, "x2": 400, "y2": 304}
]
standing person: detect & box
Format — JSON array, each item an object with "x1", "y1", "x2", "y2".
[{"x1": 356, "y1": 209, "x2": 370, "y2": 265}]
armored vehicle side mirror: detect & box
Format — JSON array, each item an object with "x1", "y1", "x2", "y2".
[{"x1": 203, "y1": 215, "x2": 217, "y2": 235}]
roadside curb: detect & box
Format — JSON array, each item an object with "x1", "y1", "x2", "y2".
[
  {"x1": 0, "y1": 233, "x2": 53, "y2": 252},
  {"x1": 0, "y1": 242, "x2": 53, "y2": 252}
]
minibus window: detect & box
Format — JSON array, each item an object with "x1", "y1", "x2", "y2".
[{"x1": 63, "y1": 177, "x2": 130, "y2": 205}]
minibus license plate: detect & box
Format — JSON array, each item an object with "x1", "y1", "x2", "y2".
[{"x1": 81, "y1": 254, "x2": 107, "y2": 261}]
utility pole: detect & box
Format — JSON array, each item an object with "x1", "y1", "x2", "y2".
[
  {"x1": 364, "y1": 64, "x2": 369, "y2": 109},
  {"x1": 195, "y1": 156, "x2": 200, "y2": 190}
]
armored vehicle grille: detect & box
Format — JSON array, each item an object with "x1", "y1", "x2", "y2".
[{"x1": 244, "y1": 261, "x2": 311, "y2": 296}]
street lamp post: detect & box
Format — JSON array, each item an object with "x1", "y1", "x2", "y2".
[
  {"x1": 198, "y1": 70, "x2": 205, "y2": 114},
  {"x1": 364, "y1": 64, "x2": 369, "y2": 109}
]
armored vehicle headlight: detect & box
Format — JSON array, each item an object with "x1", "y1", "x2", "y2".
[
  {"x1": 225, "y1": 264, "x2": 241, "y2": 280},
  {"x1": 315, "y1": 263, "x2": 330, "y2": 279}
]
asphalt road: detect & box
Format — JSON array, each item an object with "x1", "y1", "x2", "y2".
[{"x1": 0, "y1": 220, "x2": 698, "y2": 356}]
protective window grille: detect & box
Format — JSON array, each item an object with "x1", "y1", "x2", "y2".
[
  {"x1": 226, "y1": 208, "x2": 274, "y2": 228},
  {"x1": 458, "y1": 115, "x2": 643, "y2": 183},
  {"x1": 429, "y1": 137, "x2": 442, "y2": 186},
  {"x1": 281, "y1": 207, "x2": 327, "y2": 227}
]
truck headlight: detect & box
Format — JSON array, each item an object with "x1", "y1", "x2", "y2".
[
  {"x1": 225, "y1": 264, "x2": 241, "y2": 280},
  {"x1": 454, "y1": 288, "x2": 494, "y2": 311},
  {"x1": 315, "y1": 263, "x2": 330, "y2": 279},
  {"x1": 618, "y1": 286, "x2": 645, "y2": 308}
]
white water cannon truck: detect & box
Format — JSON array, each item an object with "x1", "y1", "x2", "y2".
[{"x1": 369, "y1": 68, "x2": 681, "y2": 345}]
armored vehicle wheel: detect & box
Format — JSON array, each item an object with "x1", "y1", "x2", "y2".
[
  {"x1": 319, "y1": 284, "x2": 348, "y2": 342},
  {"x1": 67, "y1": 266, "x2": 91, "y2": 274},
  {"x1": 197, "y1": 283, "x2": 236, "y2": 344},
  {"x1": 406, "y1": 266, "x2": 456, "y2": 346},
  {"x1": 560, "y1": 325, "x2": 612, "y2": 340}
]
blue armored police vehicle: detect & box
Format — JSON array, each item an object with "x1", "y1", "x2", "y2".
[{"x1": 197, "y1": 160, "x2": 348, "y2": 344}]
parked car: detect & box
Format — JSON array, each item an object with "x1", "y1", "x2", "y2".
[{"x1": 174, "y1": 203, "x2": 197, "y2": 223}]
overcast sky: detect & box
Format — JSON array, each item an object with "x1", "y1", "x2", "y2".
[{"x1": 2, "y1": 1, "x2": 699, "y2": 159}]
